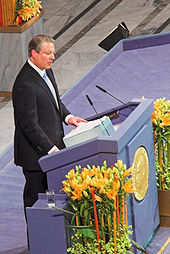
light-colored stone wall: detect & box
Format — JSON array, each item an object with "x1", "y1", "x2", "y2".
[{"x1": 0, "y1": 17, "x2": 44, "y2": 92}]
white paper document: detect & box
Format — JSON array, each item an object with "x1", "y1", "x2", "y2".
[{"x1": 63, "y1": 116, "x2": 115, "y2": 147}]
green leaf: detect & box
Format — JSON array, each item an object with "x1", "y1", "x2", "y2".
[
  {"x1": 66, "y1": 225, "x2": 96, "y2": 239},
  {"x1": 71, "y1": 214, "x2": 76, "y2": 225},
  {"x1": 130, "y1": 238, "x2": 149, "y2": 254},
  {"x1": 80, "y1": 203, "x2": 84, "y2": 216},
  {"x1": 84, "y1": 209, "x2": 89, "y2": 224},
  {"x1": 66, "y1": 225, "x2": 95, "y2": 229},
  {"x1": 76, "y1": 228, "x2": 96, "y2": 239},
  {"x1": 70, "y1": 203, "x2": 78, "y2": 212},
  {"x1": 52, "y1": 206, "x2": 75, "y2": 215}
]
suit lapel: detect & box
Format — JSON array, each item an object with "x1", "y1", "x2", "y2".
[
  {"x1": 25, "y1": 62, "x2": 60, "y2": 111},
  {"x1": 31, "y1": 68, "x2": 59, "y2": 111}
]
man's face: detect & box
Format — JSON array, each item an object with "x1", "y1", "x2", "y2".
[{"x1": 32, "y1": 41, "x2": 55, "y2": 70}]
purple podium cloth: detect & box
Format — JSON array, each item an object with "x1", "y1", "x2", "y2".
[{"x1": 26, "y1": 194, "x2": 71, "y2": 254}]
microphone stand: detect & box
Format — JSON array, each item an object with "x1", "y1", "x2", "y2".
[
  {"x1": 86, "y1": 94, "x2": 110, "y2": 136},
  {"x1": 96, "y1": 85, "x2": 134, "y2": 111}
]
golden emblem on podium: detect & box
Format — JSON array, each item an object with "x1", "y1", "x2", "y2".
[{"x1": 132, "y1": 146, "x2": 149, "y2": 201}]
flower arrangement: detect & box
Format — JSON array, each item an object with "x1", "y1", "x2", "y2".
[
  {"x1": 152, "y1": 97, "x2": 170, "y2": 190},
  {"x1": 61, "y1": 160, "x2": 136, "y2": 254},
  {"x1": 16, "y1": 0, "x2": 42, "y2": 22},
  {"x1": 0, "y1": 0, "x2": 42, "y2": 27}
]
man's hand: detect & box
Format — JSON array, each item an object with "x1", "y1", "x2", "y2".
[
  {"x1": 48, "y1": 145, "x2": 59, "y2": 154},
  {"x1": 68, "y1": 116, "x2": 87, "y2": 127}
]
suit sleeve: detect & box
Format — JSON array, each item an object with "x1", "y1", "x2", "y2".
[
  {"x1": 59, "y1": 101, "x2": 71, "y2": 124},
  {"x1": 13, "y1": 80, "x2": 55, "y2": 153}
]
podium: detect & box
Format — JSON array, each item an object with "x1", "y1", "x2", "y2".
[
  {"x1": 26, "y1": 32, "x2": 170, "y2": 253},
  {"x1": 26, "y1": 99, "x2": 159, "y2": 253},
  {"x1": 36, "y1": 98, "x2": 159, "y2": 251}
]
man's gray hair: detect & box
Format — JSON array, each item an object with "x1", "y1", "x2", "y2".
[{"x1": 28, "y1": 34, "x2": 54, "y2": 57}]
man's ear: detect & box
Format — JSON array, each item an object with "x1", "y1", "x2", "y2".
[{"x1": 31, "y1": 49, "x2": 38, "y2": 58}]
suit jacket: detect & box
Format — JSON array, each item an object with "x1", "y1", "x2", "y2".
[{"x1": 12, "y1": 62, "x2": 70, "y2": 171}]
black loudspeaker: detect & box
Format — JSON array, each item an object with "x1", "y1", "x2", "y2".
[{"x1": 98, "y1": 22, "x2": 129, "y2": 51}]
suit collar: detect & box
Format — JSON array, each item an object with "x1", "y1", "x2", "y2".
[
  {"x1": 25, "y1": 62, "x2": 60, "y2": 111},
  {"x1": 27, "y1": 59, "x2": 44, "y2": 78},
  {"x1": 27, "y1": 59, "x2": 55, "y2": 83}
]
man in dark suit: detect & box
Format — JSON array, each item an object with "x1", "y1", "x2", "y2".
[{"x1": 12, "y1": 34, "x2": 86, "y2": 211}]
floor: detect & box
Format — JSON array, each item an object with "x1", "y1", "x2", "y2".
[{"x1": 0, "y1": 0, "x2": 170, "y2": 253}]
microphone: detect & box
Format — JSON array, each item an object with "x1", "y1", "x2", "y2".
[
  {"x1": 96, "y1": 85, "x2": 134, "y2": 111},
  {"x1": 86, "y1": 94, "x2": 110, "y2": 136}
]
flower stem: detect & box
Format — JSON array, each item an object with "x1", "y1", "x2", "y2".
[
  {"x1": 101, "y1": 210, "x2": 106, "y2": 242},
  {"x1": 167, "y1": 135, "x2": 170, "y2": 168},
  {"x1": 107, "y1": 213, "x2": 111, "y2": 237},
  {"x1": 158, "y1": 140, "x2": 164, "y2": 189},
  {"x1": 76, "y1": 214, "x2": 79, "y2": 235},
  {"x1": 116, "y1": 195, "x2": 121, "y2": 238},
  {"x1": 124, "y1": 196, "x2": 128, "y2": 232},
  {"x1": 121, "y1": 188, "x2": 125, "y2": 228},
  {"x1": 91, "y1": 189, "x2": 100, "y2": 250},
  {"x1": 113, "y1": 198, "x2": 117, "y2": 254}
]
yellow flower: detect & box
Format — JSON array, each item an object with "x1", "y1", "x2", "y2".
[
  {"x1": 161, "y1": 114, "x2": 170, "y2": 127},
  {"x1": 152, "y1": 98, "x2": 170, "y2": 127},
  {"x1": 70, "y1": 178, "x2": 79, "y2": 189},
  {"x1": 62, "y1": 186, "x2": 71, "y2": 195},
  {"x1": 71, "y1": 189, "x2": 82, "y2": 200},
  {"x1": 123, "y1": 168, "x2": 133, "y2": 178},
  {"x1": 83, "y1": 190, "x2": 89, "y2": 197},
  {"x1": 60, "y1": 180, "x2": 71, "y2": 194},
  {"x1": 123, "y1": 180, "x2": 135, "y2": 193},
  {"x1": 81, "y1": 169, "x2": 88, "y2": 179},
  {"x1": 114, "y1": 179, "x2": 120, "y2": 190},
  {"x1": 103, "y1": 170, "x2": 110, "y2": 179},
  {"x1": 67, "y1": 169, "x2": 76, "y2": 179},
  {"x1": 115, "y1": 160, "x2": 124, "y2": 169},
  {"x1": 91, "y1": 178, "x2": 107, "y2": 189},
  {"x1": 106, "y1": 188, "x2": 117, "y2": 200},
  {"x1": 99, "y1": 187, "x2": 106, "y2": 195},
  {"x1": 112, "y1": 167, "x2": 119, "y2": 177},
  {"x1": 83, "y1": 175, "x2": 92, "y2": 186},
  {"x1": 94, "y1": 194, "x2": 102, "y2": 202}
]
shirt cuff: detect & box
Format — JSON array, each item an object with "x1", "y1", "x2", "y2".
[
  {"x1": 48, "y1": 145, "x2": 59, "y2": 154},
  {"x1": 65, "y1": 114, "x2": 74, "y2": 124}
]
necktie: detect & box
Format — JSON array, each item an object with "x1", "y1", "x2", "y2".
[{"x1": 43, "y1": 72, "x2": 59, "y2": 108}]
